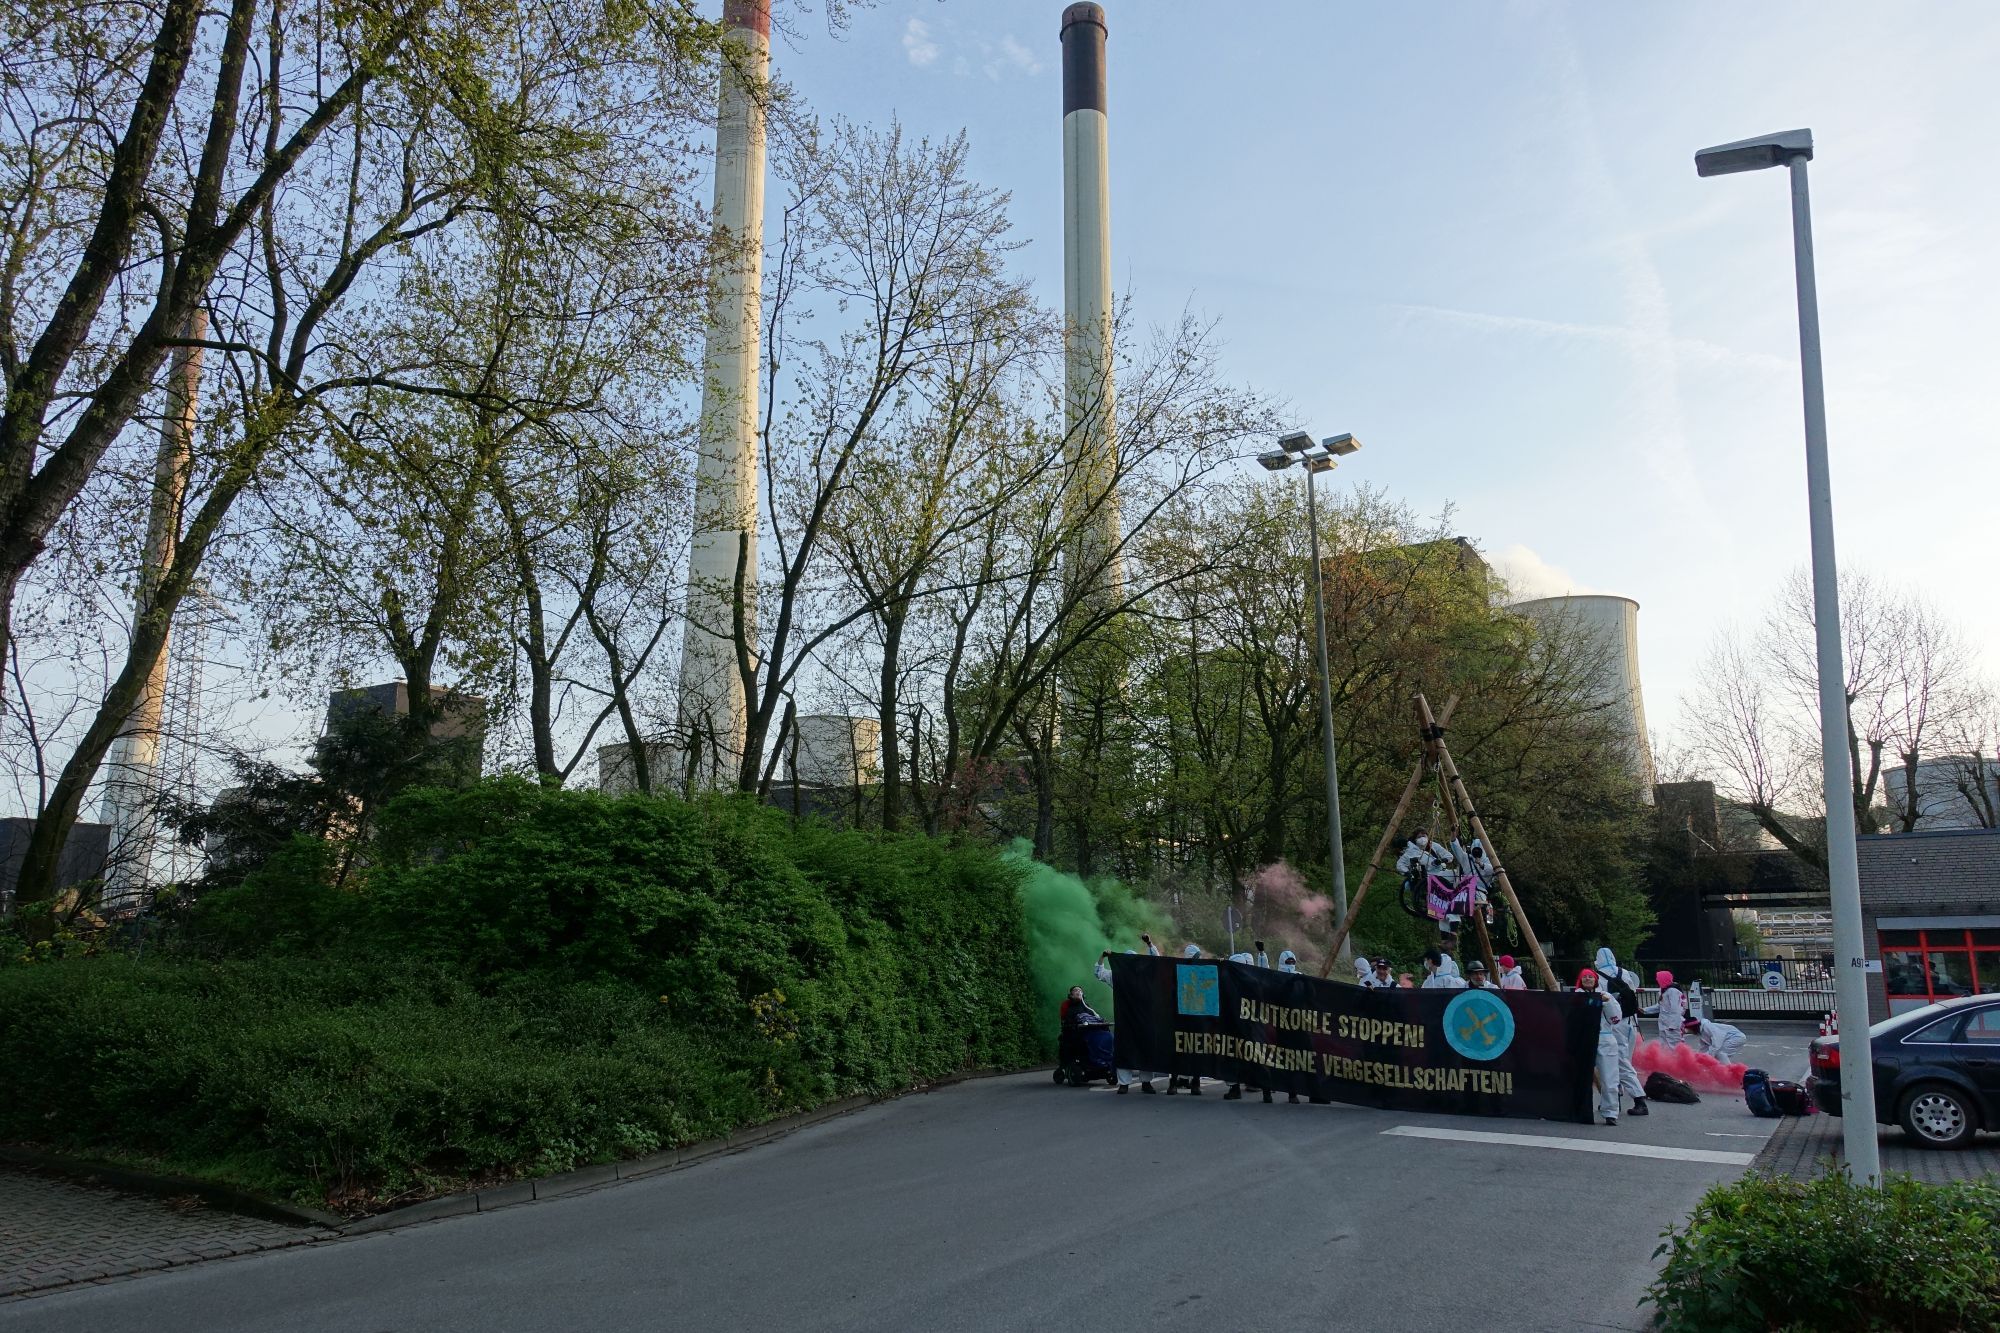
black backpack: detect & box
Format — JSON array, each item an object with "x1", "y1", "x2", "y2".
[
  {"x1": 1644, "y1": 1071, "x2": 1700, "y2": 1104},
  {"x1": 1602, "y1": 969, "x2": 1639, "y2": 1018}
]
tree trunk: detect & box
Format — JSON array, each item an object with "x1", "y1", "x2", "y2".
[
  {"x1": 14, "y1": 602, "x2": 174, "y2": 907},
  {"x1": 878, "y1": 602, "x2": 906, "y2": 829}
]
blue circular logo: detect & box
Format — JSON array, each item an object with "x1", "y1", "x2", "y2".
[{"x1": 1443, "y1": 989, "x2": 1516, "y2": 1062}]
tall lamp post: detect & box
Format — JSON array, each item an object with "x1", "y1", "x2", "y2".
[
  {"x1": 1259, "y1": 429, "x2": 1361, "y2": 965},
  {"x1": 1696, "y1": 127, "x2": 1878, "y2": 1185}
]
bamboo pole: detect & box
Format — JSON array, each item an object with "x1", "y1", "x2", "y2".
[
  {"x1": 1317, "y1": 694, "x2": 1458, "y2": 977},
  {"x1": 1415, "y1": 692, "x2": 1561, "y2": 992}
]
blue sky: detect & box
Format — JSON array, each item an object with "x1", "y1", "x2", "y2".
[{"x1": 778, "y1": 0, "x2": 2000, "y2": 741}]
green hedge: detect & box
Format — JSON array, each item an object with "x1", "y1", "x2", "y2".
[
  {"x1": 0, "y1": 783, "x2": 1042, "y2": 1209},
  {"x1": 1647, "y1": 1171, "x2": 2000, "y2": 1331}
]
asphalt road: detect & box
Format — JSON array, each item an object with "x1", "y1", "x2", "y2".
[{"x1": 2, "y1": 1023, "x2": 1816, "y2": 1333}]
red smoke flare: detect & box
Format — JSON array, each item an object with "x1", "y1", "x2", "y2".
[{"x1": 1633, "y1": 1034, "x2": 1747, "y2": 1094}]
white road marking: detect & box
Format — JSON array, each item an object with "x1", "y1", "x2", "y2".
[
  {"x1": 1705, "y1": 1132, "x2": 1765, "y2": 1138},
  {"x1": 1382, "y1": 1125, "x2": 1756, "y2": 1165}
]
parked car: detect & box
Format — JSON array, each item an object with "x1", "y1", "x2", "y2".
[{"x1": 1808, "y1": 994, "x2": 2000, "y2": 1149}]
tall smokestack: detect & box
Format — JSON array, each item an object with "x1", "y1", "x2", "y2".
[
  {"x1": 1060, "y1": 3, "x2": 1120, "y2": 601},
  {"x1": 675, "y1": 0, "x2": 770, "y2": 787},
  {"x1": 100, "y1": 309, "x2": 206, "y2": 909}
]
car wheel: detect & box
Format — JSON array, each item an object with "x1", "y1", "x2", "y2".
[
  {"x1": 1900, "y1": 1084, "x2": 1978, "y2": 1149},
  {"x1": 1052, "y1": 1066, "x2": 1065, "y2": 1084}
]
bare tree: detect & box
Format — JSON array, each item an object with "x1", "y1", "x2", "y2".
[{"x1": 1684, "y1": 571, "x2": 1986, "y2": 868}]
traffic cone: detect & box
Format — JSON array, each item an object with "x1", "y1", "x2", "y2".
[{"x1": 1830, "y1": 1011, "x2": 1839, "y2": 1036}]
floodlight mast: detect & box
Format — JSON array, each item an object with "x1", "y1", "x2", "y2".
[
  {"x1": 1695, "y1": 125, "x2": 1879, "y2": 1186},
  {"x1": 1260, "y1": 429, "x2": 1363, "y2": 965}
]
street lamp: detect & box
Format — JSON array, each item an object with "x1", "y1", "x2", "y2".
[
  {"x1": 1696, "y1": 127, "x2": 1879, "y2": 1185},
  {"x1": 1260, "y1": 430, "x2": 1362, "y2": 965}
]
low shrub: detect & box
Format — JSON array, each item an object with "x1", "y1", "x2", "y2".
[
  {"x1": 1, "y1": 782, "x2": 1044, "y2": 1209},
  {"x1": 1647, "y1": 1170, "x2": 2000, "y2": 1331}
]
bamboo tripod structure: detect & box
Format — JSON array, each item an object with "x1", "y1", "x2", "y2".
[
  {"x1": 1317, "y1": 695, "x2": 1457, "y2": 977},
  {"x1": 1318, "y1": 692, "x2": 1561, "y2": 993},
  {"x1": 1416, "y1": 692, "x2": 1561, "y2": 991}
]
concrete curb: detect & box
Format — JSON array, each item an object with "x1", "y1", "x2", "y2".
[
  {"x1": 335, "y1": 1065, "x2": 1024, "y2": 1235},
  {"x1": 0, "y1": 1145, "x2": 343, "y2": 1230}
]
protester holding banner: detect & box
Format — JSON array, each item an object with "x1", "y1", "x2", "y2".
[
  {"x1": 1593, "y1": 947, "x2": 1649, "y2": 1118},
  {"x1": 1277, "y1": 950, "x2": 1301, "y2": 974},
  {"x1": 1107, "y1": 952, "x2": 1600, "y2": 1123},
  {"x1": 1420, "y1": 947, "x2": 1467, "y2": 989},
  {"x1": 1096, "y1": 952, "x2": 1159, "y2": 1094},
  {"x1": 1576, "y1": 968, "x2": 1625, "y2": 1125}
]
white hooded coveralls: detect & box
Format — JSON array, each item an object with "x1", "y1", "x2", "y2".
[
  {"x1": 1689, "y1": 1017, "x2": 1746, "y2": 1061},
  {"x1": 1588, "y1": 987, "x2": 1625, "y2": 1122},
  {"x1": 1643, "y1": 981, "x2": 1687, "y2": 1047},
  {"x1": 1595, "y1": 948, "x2": 1645, "y2": 1100},
  {"x1": 1496, "y1": 964, "x2": 1527, "y2": 990}
]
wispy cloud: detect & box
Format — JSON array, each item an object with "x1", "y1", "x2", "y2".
[
  {"x1": 902, "y1": 17, "x2": 939, "y2": 67},
  {"x1": 1389, "y1": 302, "x2": 1790, "y2": 374},
  {"x1": 903, "y1": 19, "x2": 1043, "y2": 81},
  {"x1": 988, "y1": 35, "x2": 1041, "y2": 79}
]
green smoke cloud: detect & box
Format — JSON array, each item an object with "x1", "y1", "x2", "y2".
[{"x1": 1005, "y1": 840, "x2": 1172, "y2": 1045}]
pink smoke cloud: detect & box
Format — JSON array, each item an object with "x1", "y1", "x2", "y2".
[
  {"x1": 1633, "y1": 1035, "x2": 1749, "y2": 1095},
  {"x1": 1249, "y1": 862, "x2": 1332, "y2": 919}
]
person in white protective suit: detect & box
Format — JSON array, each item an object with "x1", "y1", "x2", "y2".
[
  {"x1": 1255, "y1": 939, "x2": 1270, "y2": 968},
  {"x1": 1169, "y1": 943, "x2": 1207, "y2": 1095},
  {"x1": 1420, "y1": 947, "x2": 1467, "y2": 989},
  {"x1": 1576, "y1": 968, "x2": 1625, "y2": 1126},
  {"x1": 1449, "y1": 837, "x2": 1498, "y2": 924},
  {"x1": 1642, "y1": 970, "x2": 1687, "y2": 1047},
  {"x1": 1223, "y1": 950, "x2": 1268, "y2": 1102},
  {"x1": 1495, "y1": 954, "x2": 1527, "y2": 990},
  {"x1": 1353, "y1": 955, "x2": 1372, "y2": 984},
  {"x1": 1271, "y1": 950, "x2": 1304, "y2": 1102},
  {"x1": 1095, "y1": 951, "x2": 1158, "y2": 1094},
  {"x1": 1394, "y1": 831, "x2": 1451, "y2": 879},
  {"x1": 1362, "y1": 957, "x2": 1395, "y2": 989},
  {"x1": 1685, "y1": 1016, "x2": 1747, "y2": 1061},
  {"x1": 1594, "y1": 947, "x2": 1650, "y2": 1117}
]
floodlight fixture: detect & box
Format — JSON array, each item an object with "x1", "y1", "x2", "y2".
[
  {"x1": 1256, "y1": 451, "x2": 1293, "y2": 471},
  {"x1": 1321, "y1": 432, "x2": 1361, "y2": 457},
  {"x1": 1694, "y1": 128, "x2": 1813, "y2": 177},
  {"x1": 1277, "y1": 429, "x2": 1315, "y2": 454},
  {"x1": 1303, "y1": 455, "x2": 1337, "y2": 474}
]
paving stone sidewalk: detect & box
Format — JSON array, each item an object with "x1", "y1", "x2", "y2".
[
  {"x1": 1754, "y1": 1110, "x2": 2000, "y2": 1184},
  {"x1": 0, "y1": 1168, "x2": 332, "y2": 1300}
]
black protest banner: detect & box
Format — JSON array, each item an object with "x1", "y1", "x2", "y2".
[{"x1": 1110, "y1": 954, "x2": 1599, "y2": 1123}]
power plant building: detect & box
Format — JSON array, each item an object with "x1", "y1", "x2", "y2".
[{"x1": 1512, "y1": 594, "x2": 1655, "y2": 793}]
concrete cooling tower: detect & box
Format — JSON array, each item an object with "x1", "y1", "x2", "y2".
[{"x1": 1511, "y1": 594, "x2": 1655, "y2": 794}]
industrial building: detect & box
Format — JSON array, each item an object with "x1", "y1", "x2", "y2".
[{"x1": 1859, "y1": 826, "x2": 2000, "y2": 1022}]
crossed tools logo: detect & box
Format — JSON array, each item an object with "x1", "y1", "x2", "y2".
[
  {"x1": 1176, "y1": 964, "x2": 1219, "y2": 1017},
  {"x1": 1442, "y1": 989, "x2": 1516, "y2": 1062}
]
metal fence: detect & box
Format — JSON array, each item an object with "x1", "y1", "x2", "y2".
[{"x1": 1553, "y1": 957, "x2": 1838, "y2": 1019}]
